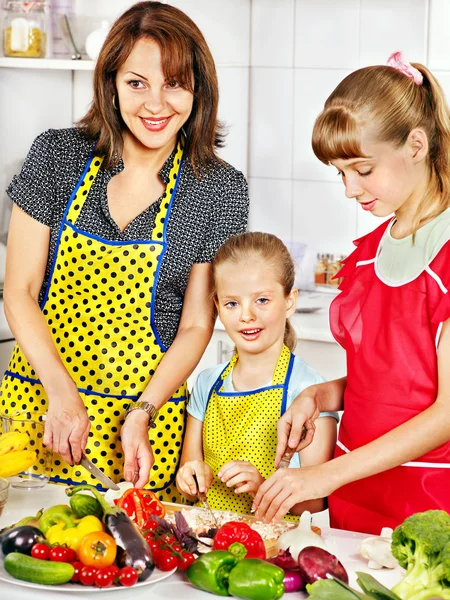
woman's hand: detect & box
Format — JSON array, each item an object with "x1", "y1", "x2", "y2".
[
  {"x1": 121, "y1": 411, "x2": 154, "y2": 488},
  {"x1": 176, "y1": 460, "x2": 214, "y2": 498},
  {"x1": 43, "y1": 383, "x2": 90, "y2": 466},
  {"x1": 218, "y1": 460, "x2": 264, "y2": 498},
  {"x1": 253, "y1": 463, "x2": 336, "y2": 522}
]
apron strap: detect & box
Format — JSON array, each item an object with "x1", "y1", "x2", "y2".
[{"x1": 66, "y1": 155, "x2": 104, "y2": 224}]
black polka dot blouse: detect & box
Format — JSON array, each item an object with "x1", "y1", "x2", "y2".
[{"x1": 7, "y1": 128, "x2": 249, "y2": 348}]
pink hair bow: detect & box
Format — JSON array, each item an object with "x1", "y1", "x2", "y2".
[{"x1": 386, "y1": 51, "x2": 423, "y2": 85}]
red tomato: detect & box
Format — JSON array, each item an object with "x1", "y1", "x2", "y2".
[
  {"x1": 79, "y1": 565, "x2": 98, "y2": 586},
  {"x1": 145, "y1": 536, "x2": 160, "y2": 555},
  {"x1": 155, "y1": 549, "x2": 178, "y2": 572},
  {"x1": 49, "y1": 546, "x2": 77, "y2": 563},
  {"x1": 94, "y1": 567, "x2": 115, "y2": 588},
  {"x1": 177, "y1": 552, "x2": 195, "y2": 571},
  {"x1": 142, "y1": 518, "x2": 159, "y2": 532},
  {"x1": 104, "y1": 564, "x2": 120, "y2": 580},
  {"x1": 31, "y1": 543, "x2": 50, "y2": 561},
  {"x1": 71, "y1": 561, "x2": 84, "y2": 583},
  {"x1": 118, "y1": 566, "x2": 139, "y2": 587}
]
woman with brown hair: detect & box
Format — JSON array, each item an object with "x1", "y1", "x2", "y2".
[{"x1": 1, "y1": 1, "x2": 248, "y2": 501}]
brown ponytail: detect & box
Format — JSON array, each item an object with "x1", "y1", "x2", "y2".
[{"x1": 212, "y1": 232, "x2": 297, "y2": 352}]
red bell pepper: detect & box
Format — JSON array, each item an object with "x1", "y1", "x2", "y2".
[
  {"x1": 212, "y1": 521, "x2": 266, "y2": 559},
  {"x1": 114, "y1": 488, "x2": 166, "y2": 528}
]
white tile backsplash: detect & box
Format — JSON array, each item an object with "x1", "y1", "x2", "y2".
[
  {"x1": 249, "y1": 178, "x2": 293, "y2": 243},
  {"x1": 292, "y1": 181, "x2": 357, "y2": 256},
  {"x1": 294, "y1": 0, "x2": 360, "y2": 69},
  {"x1": 217, "y1": 67, "x2": 249, "y2": 175},
  {"x1": 293, "y1": 69, "x2": 351, "y2": 182},
  {"x1": 428, "y1": 0, "x2": 450, "y2": 70},
  {"x1": 359, "y1": 0, "x2": 428, "y2": 67},
  {"x1": 251, "y1": 0, "x2": 295, "y2": 67},
  {"x1": 249, "y1": 68, "x2": 294, "y2": 179},
  {"x1": 171, "y1": 0, "x2": 251, "y2": 67}
]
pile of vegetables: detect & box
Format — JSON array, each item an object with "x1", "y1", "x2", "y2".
[{"x1": 0, "y1": 483, "x2": 163, "y2": 588}]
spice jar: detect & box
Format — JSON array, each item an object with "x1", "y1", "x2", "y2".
[{"x1": 3, "y1": 1, "x2": 50, "y2": 58}]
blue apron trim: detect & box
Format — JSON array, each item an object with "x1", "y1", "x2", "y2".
[
  {"x1": 150, "y1": 153, "x2": 185, "y2": 353},
  {"x1": 204, "y1": 361, "x2": 231, "y2": 414},
  {"x1": 49, "y1": 475, "x2": 108, "y2": 491},
  {"x1": 40, "y1": 153, "x2": 99, "y2": 310},
  {"x1": 216, "y1": 384, "x2": 285, "y2": 398},
  {"x1": 280, "y1": 352, "x2": 295, "y2": 416},
  {"x1": 65, "y1": 221, "x2": 165, "y2": 246},
  {"x1": 4, "y1": 371, "x2": 186, "y2": 403}
]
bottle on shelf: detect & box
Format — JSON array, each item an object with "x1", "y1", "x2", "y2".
[{"x1": 3, "y1": 1, "x2": 50, "y2": 58}]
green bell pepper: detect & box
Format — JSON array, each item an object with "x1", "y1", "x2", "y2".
[
  {"x1": 38, "y1": 505, "x2": 76, "y2": 534},
  {"x1": 228, "y1": 558, "x2": 285, "y2": 600},
  {"x1": 187, "y1": 549, "x2": 241, "y2": 596}
]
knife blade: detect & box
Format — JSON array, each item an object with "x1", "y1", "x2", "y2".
[
  {"x1": 193, "y1": 474, "x2": 218, "y2": 528},
  {"x1": 276, "y1": 425, "x2": 308, "y2": 469},
  {"x1": 80, "y1": 456, "x2": 120, "y2": 490}
]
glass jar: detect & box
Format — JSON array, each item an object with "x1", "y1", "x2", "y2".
[{"x1": 3, "y1": 1, "x2": 50, "y2": 58}]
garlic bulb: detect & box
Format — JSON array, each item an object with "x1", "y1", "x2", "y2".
[
  {"x1": 276, "y1": 510, "x2": 326, "y2": 561},
  {"x1": 360, "y1": 527, "x2": 397, "y2": 570}
]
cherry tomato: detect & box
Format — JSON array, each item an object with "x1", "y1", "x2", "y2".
[
  {"x1": 145, "y1": 536, "x2": 160, "y2": 555},
  {"x1": 94, "y1": 567, "x2": 115, "y2": 588},
  {"x1": 177, "y1": 552, "x2": 195, "y2": 571},
  {"x1": 49, "y1": 546, "x2": 77, "y2": 563},
  {"x1": 104, "y1": 564, "x2": 120, "y2": 581},
  {"x1": 31, "y1": 543, "x2": 50, "y2": 561},
  {"x1": 118, "y1": 566, "x2": 139, "y2": 587},
  {"x1": 71, "y1": 561, "x2": 84, "y2": 583},
  {"x1": 142, "y1": 518, "x2": 159, "y2": 532},
  {"x1": 78, "y1": 532, "x2": 117, "y2": 568},
  {"x1": 155, "y1": 549, "x2": 178, "y2": 572},
  {"x1": 79, "y1": 565, "x2": 98, "y2": 586}
]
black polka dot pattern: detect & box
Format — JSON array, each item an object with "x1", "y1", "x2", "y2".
[
  {"x1": 0, "y1": 140, "x2": 188, "y2": 500},
  {"x1": 203, "y1": 345, "x2": 299, "y2": 520},
  {"x1": 7, "y1": 128, "x2": 249, "y2": 349}
]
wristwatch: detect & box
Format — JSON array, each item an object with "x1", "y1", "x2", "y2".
[{"x1": 124, "y1": 401, "x2": 159, "y2": 428}]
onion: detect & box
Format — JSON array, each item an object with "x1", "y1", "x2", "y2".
[
  {"x1": 276, "y1": 510, "x2": 326, "y2": 562},
  {"x1": 268, "y1": 548, "x2": 298, "y2": 570},
  {"x1": 283, "y1": 569, "x2": 305, "y2": 593},
  {"x1": 298, "y1": 546, "x2": 349, "y2": 584}
]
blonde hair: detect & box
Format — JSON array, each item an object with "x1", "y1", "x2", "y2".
[
  {"x1": 212, "y1": 232, "x2": 297, "y2": 351},
  {"x1": 312, "y1": 63, "x2": 450, "y2": 236}
]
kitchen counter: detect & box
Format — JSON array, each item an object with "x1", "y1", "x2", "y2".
[{"x1": 0, "y1": 484, "x2": 404, "y2": 598}]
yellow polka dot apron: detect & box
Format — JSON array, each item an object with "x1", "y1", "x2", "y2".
[
  {"x1": 1, "y1": 139, "x2": 187, "y2": 502},
  {"x1": 203, "y1": 345, "x2": 298, "y2": 517}
]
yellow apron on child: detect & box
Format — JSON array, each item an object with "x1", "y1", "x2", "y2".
[
  {"x1": 1, "y1": 138, "x2": 187, "y2": 503},
  {"x1": 203, "y1": 344, "x2": 298, "y2": 517}
]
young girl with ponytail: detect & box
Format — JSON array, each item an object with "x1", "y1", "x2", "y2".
[
  {"x1": 176, "y1": 232, "x2": 338, "y2": 516},
  {"x1": 253, "y1": 53, "x2": 450, "y2": 533}
]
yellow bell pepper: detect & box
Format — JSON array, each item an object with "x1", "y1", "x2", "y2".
[{"x1": 45, "y1": 515, "x2": 104, "y2": 552}]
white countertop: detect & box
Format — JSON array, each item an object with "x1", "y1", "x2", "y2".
[
  {"x1": 0, "y1": 483, "x2": 404, "y2": 599},
  {"x1": 215, "y1": 290, "x2": 337, "y2": 344}
]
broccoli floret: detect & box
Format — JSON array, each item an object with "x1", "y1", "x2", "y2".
[{"x1": 391, "y1": 510, "x2": 450, "y2": 599}]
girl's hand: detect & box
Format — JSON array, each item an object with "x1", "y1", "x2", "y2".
[
  {"x1": 43, "y1": 384, "x2": 90, "y2": 466},
  {"x1": 176, "y1": 460, "x2": 214, "y2": 498},
  {"x1": 218, "y1": 461, "x2": 264, "y2": 498},
  {"x1": 252, "y1": 464, "x2": 335, "y2": 522},
  {"x1": 121, "y1": 411, "x2": 154, "y2": 488}
]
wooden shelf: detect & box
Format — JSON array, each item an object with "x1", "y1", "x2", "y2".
[{"x1": 0, "y1": 57, "x2": 94, "y2": 70}]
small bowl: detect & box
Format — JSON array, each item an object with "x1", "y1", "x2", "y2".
[{"x1": 0, "y1": 477, "x2": 9, "y2": 517}]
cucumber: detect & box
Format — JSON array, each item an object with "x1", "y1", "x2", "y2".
[
  {"x1": 70, "y1": 493, "x2": 103, "y2": 520},
  {"x1": 4, "y1": 553, "x2": 74, "y2": 585}
]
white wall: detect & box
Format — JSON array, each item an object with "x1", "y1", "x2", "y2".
[{"x1": 248, "y1": 0, "x2": 450, "y2": 258}]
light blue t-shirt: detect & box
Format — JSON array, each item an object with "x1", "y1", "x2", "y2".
[{"x1": 187, "y1": 355, "x2": 339, "y2": 468}]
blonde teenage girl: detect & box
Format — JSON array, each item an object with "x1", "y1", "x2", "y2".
[
  {"x1": 254, "y1": 52, "x2": 450, "y2": 533},
  {"x1": 176, "y1": 232, "x2": 338, "y2": 516}
]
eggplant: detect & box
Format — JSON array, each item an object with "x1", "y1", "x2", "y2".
[
  {"x1": 1, "y1": 526, "x2": 45, "y2": 556},
  {"x1": 65, "y1": 484, "x2": 154, "y2": 581}
]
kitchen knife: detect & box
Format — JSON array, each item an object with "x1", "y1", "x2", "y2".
[
  {"x1": 276, "y1": 425, "x2": 308, "y2": 469},
  {"x1": 193, "y1": 474, "x2": 218, "y2": 528},
  {"x1": 80, "y1": 455, "x2": 120, "y2": 491}
]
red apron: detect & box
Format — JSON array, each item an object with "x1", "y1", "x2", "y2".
[{"x1": 328, "y1": 220, "x2": 450, "y2": 534}]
